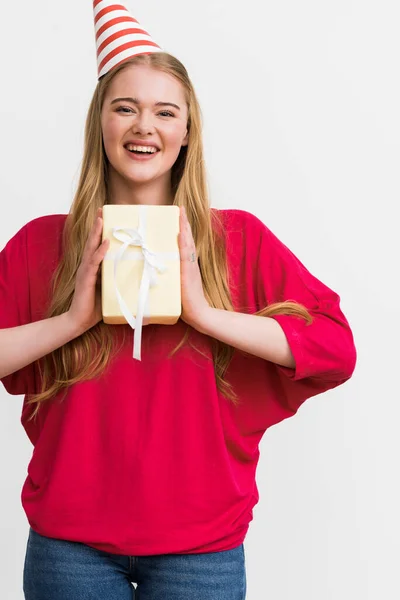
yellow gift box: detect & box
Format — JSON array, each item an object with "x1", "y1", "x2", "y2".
[{"x1": 101, "y1": 204, "x2": 181, "y2": 359}]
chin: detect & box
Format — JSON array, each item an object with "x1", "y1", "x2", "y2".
[
  {"x1": 110, "y1": 162, "x2": 159, "y2": 184},
  {"x1": 108, "y1": 157, "x2": 175, "y2": 187},
  {"x1": 123, "y1": 171, "x2": 161, "y2": 185}
]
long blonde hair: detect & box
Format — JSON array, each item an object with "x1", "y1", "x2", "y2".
[{"x1": 25, "y1": 52, "x2": 311, "y2": 422}]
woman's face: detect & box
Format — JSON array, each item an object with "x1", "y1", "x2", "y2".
[{"x1": 101, "y1": 64, "x2": 189, "y2": 187}]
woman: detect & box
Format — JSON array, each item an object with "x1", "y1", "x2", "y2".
[{"x1": 0, "y1": 2, "x2": 357, "y2": 599}]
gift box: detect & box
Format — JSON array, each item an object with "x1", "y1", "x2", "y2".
[{"x1": 101, "y1": 204, "x2": 181, "y2": 359}]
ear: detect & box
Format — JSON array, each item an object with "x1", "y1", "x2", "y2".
[{"x1": 182, "y1": 128, "x2": 189, "y2": 147}]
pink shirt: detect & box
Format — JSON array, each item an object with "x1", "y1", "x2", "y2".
[{"x1": 0, "y1": 208, "x2": 356, "y2": 555}]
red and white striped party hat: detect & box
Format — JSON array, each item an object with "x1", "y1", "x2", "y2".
[{"x1": 93, "y1": 1, "x2": 162, "y2": 78}]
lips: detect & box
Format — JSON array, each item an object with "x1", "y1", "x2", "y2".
[
  {"x1": 123, "y1": 146, "x2": 159, "y2": 161},
  {"x1": 123, "y1": 141, "x2": 161, "y2": 151}
]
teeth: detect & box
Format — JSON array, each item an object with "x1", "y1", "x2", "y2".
[{"x1": 125, "y1": 144, "x2": 158, "y2": 153}]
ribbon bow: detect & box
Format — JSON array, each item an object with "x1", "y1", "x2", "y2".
[{"x1": 110, "y1": 207, "x2": 167, "y2": 360}]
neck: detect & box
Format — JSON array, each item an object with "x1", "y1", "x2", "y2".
[{"x1": 107, "y1": 167, "x2": 175, "y2": 206}]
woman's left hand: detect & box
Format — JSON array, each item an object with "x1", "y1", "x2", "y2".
[{"x1": 178, "y1": 206, "x2": 211, "y2": 329}]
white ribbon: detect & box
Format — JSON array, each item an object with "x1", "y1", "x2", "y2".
[{"x1": 104, "y1": 206, "x2": 174, "y2": 360}]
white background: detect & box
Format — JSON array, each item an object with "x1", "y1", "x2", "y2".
[{"x1": 0, "y1": 1, "x2": 399, "y2": 598}]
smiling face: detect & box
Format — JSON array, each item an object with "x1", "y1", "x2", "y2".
[{"x1": 100, "y1": 64, "x2": 189, "y2": 198}]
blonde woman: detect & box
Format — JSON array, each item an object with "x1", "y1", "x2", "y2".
[{"x1": 0, "y1": 3, "x2": 356, "y2": 600}]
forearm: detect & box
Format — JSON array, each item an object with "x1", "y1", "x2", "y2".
[
  {"x1": 0, "y1": 312, "x2": 83, "y2": 380},
  {"x1": 194, "y1": 308, "x2": 296, "y2": 368}
]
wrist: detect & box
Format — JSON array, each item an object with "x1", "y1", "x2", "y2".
[
  {"x1": 63, "y1": 311, "x2": 91, "y2": 339},
  {"x1": 190, "y1": 306, "x2": 216, "y2": 335}
]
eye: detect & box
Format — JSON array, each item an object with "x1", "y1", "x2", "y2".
[
  {"x1": 158, "y1": 111, "x2": 175, "y2": 117},
  {"x1": 116, "y1": 106, "x2": 135, "y2": 114}
]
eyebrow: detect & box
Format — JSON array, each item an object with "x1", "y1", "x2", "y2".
[{"x1": 110, "y1": 97, "x2": 181, "y2": 111}]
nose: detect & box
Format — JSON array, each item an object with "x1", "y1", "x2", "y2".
[{"x1": 132, "y1": 110, "x2": 155, "y2": 135}]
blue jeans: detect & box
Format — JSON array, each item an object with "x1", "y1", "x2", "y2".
[{"x1": 23, "y1": 527, "x2": 247, "y2": 599}]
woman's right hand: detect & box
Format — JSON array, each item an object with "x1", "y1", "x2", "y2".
[{"x1": 67, "y1": 207, "x2": 110, "y2": 334}]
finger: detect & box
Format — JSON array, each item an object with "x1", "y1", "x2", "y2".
[
  {"x1": 179, "y1": 206, "x2": 186, "y2": 235},
  {"x1": 179, "y1": 235, "x2": 193, "y2": 262},
  {"x1": 82, "y1": 238, "x2": 109, "y2": 286},
  {"x1": 95, "y1": 241, "x2": 109, "y2": 285},
  {"x1": 180, "y1": 205, "x2": 190, "y2": 225},
  {"x1": 179, "y1": 208, "x2": 198, "y2": 264},
  {"x1": 183, "y1": 211, "x2": 195, "y2": 244},
  {"x1": 178, "y1": 216, "x2": 189, "y2": 249},
  {"x1": 93, "y1": 237, "x2": 109, "y2": 261},
  {"x1": 178, "y1": 232, "x2": 188, "y2": 258},
  {"x1": 83, "y1": 216, "x2": 103, "y2": 260},
  {"x1": 179, "y1": 240, "x2": 197, "y2": 263},
  {"x1": 181, "y1": 208, "x2": 195, "y2": 246}
]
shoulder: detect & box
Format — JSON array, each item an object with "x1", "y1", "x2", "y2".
[
  {"x1": 211, "y1": 207, "x2": 267, "y2": 242},
  {"x1": 11, "y1": 214, "x2": 68, "y2": 253},
  {"x1": 211, "y1": 207, "x2": 280, "y2": 252},
  {"x1": 212, "y1": 207, "x2": 266, "y2": 232},
  {"x1": 211, "y1": 207, "x2": 308, "y2": 273},
  {"x1": 1, "y1": 214, "x2": 68, "y2": 273},
  {"x1": 3, "y1": 214, "x2": 67, "y2": 244},
  {"x1": 25, "y1": 213, "x2": 68, "y2": 239}
]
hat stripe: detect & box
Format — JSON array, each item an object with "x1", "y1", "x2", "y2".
[
  {"x1": 98, "y1": 28, "x2": 151, "y2": 55},
  {"x1": 95, "y1": 4, "x2": 128, "y2": 24},
  {"x1": 93, "y1": 0, "x2": 113, "y2": 15},
  {"x1": 93, "y1": 0, "x2": 119, "y2": 16},
  {"x1": 98, "y1": 39, "x2": 160, "y2": 73},
  {"x1": 97, "y1": 32, "x2": 156, "y2": 64},
  {"x1": 95, "y1": 9, "x2": 135, "y2": 33},
  {"x1": 99, "y1": 45, "x2": 162, "y2": 78},
  {"x1": 97, "y1": 21, "x2": 150, "y2": 47},
  {"x1": 96, "y1": 17, "x2": 144, "y2": 44}
]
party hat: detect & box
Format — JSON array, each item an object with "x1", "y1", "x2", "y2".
[{"x1": 93, "y1": 1, "x2": 162, "y2": 78}]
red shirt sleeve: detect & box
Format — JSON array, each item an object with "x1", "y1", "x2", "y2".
[
  {"x1": 251, "y1": 212, "x2": 357, "y2": 409},
  {"x1": 0, "y1": 223, "x2": 36, "y2": 395}
]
